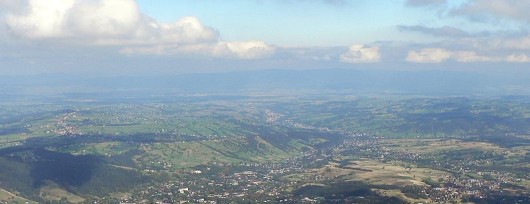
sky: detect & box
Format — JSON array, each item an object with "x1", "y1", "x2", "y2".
[{"x1": 0, "y1": 0, "x2": 530, "y2": 76}]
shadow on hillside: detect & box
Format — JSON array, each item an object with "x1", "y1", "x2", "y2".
[{"x1": 29, "y1": 148, "x2": 101, "y2": 188}]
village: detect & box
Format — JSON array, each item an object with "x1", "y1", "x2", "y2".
[{"x1": 121, "y1": 131, "x2": 530, "y2": 203}]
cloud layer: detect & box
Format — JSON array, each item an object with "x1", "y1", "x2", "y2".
[
  {"x1": 407, "y1": 48, "x2": 530, "y2": 63},
  {"x1": 4, "y1": 0, "x2": 273, "y2": 59},
  {"x1": 400, "y1": 0, "x2": 530, "y2": 64},
  {"x1": 451, "y1": 0, "x2": 530, "y2": 23},
  {"x1": 397, "y1": 25, "x2": 481, "y2": 38},
  {"x1": 0, "y1": 0, "x2": 529, "y2": 73},
  {"x1": 120, "y1": 40, "x2": 276, "y2": 59}
]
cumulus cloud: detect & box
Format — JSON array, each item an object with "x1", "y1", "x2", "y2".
[
  {"x1": 0, "y1": 0, "x2": 23, "y2": 12},
  {"x1": 97, "y1": 16, "x2": 219, "y2": 46},
  {"x1": 406, "y1": 48, "x2": 452, "y2": 63},
  {"x1": 217, "y1": 41, "x2": 276, "y2": 59},
  {"x1": 340, "y1": 44, "x2": 380, "y2": 63},
  {"x1": 3, "y1": 0, "x2": 274, "y2": 59},
  {"x1": 6, "y1": 0, "x2": 76, "y2": 38},
  {"x1": 407, "y1": 48, "x2": 530, "y2": 63},
  {"x1": 68, "y1": 0, "x2": 142, "y2": 38},
  {"x1": 6, "y1": 0, "x2": 143, "y2": 39},
  {"x1": 121, "y1": 40, "x2": 276, "y2": 60},
  {"x1": 5, "y1": 0, "x2": 217, "y2": 44}
]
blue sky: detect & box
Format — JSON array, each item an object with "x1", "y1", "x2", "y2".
[
  {"x1": 136, "y1": 0, "x2": 420, "y2": 46},
  {"x1": 0, "y1": 0, "x2": 529, "y2": 75}
]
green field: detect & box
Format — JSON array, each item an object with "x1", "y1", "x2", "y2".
[{"x1": 1, "y1": 95, "x2": 530, "y2": 203}]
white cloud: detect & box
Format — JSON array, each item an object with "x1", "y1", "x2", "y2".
[
  {"x1": 407, "y1": 48, "x2": 530, "y2": 63},
  {"x1": 340, "y1": 44, "x2": 380, "y2": 63},
  {"x1": 6, "y1": 0, "x2": 76, "y2": 38},
  {"x1": 506, "y1": 53, "x2": 530, "y2": 63},
  {"x1": 401, "y1": 0, "x2": 530, "y2": 64},
  {"x1": 92, "y1": 16, "x2": 219, "y2": 46},
  {"x1": 452, "y1": 51, "x2": 496, "y2": 62},
  {"x1": 6, "y1": 0, "x2": 217, "y2": 44},
  {"x1": 68, "y1": 0, "x2": 141, "y2": 37},
  {"x1": 406, "y1": 48, "x2": 452, "y2": 63},
  {"x1": 121, "y1": 41, "x2": 276, "y2": 60},
  {"x1": 216, "y1": 41, "x2": 276, "y2": 59},
  {"x1": 3, "y1": 0, "x2": 275, "y2": 59},
  {"x1": 0, "y1": 0, "x2": 24, "y2": 12}
]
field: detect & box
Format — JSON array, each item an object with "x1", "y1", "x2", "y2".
[
  {"x1": 378, "y1": 138, "x2": 505, "y2": 155},
  {"x1": 346, "y1": 159, "x2": 448, "y2": 203},
  {"x1": 135, "y1": 136, "x2": 305, "y2": 170},
  {"x1": 0, "y1": 188, "x2": 36, "y2": 204},
  {"x1": 0, "y1": 95, "x2": 529, "y2": 203},
  {"x1": 39, "y1": 182, "x2": 86, "y2": 203},
  {"x1": 284, "y1": 157, "x2": 451, "y2": 203}
]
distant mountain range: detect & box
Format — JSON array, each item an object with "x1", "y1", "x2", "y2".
[{"x1": 1, "y1": 69, "x2": 529, "y2": 101}]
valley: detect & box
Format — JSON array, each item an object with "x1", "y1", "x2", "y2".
[{"x1": 0, "y1": 94, "x2": 529, "y2": 203}]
